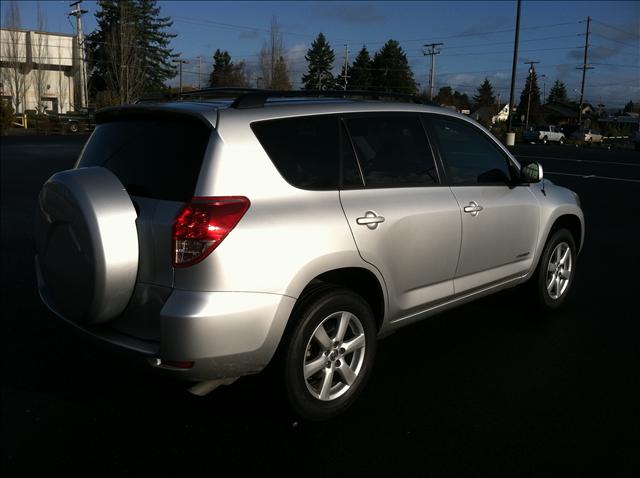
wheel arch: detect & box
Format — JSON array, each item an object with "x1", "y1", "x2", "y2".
[
  {"x1": 286, "y1": 266, "x2": 387, "y2": 334},
  {"x1": 549, "y1": 214, "x2": 583, "y2": 251}
]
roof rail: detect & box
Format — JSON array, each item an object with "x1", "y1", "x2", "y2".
[
  {"x1": 229, "y1": 89, "x2": 436, "y2": 109},
  {"x1": 134, "y1": 87, "x2": 264, "y2": 104},
  {"x1": 135, "y1": 87, "x2": 436, "y2": 108}
]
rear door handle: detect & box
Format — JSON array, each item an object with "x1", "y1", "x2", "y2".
[
  {"x1": 356, "y1": 211, "x2": 385, "y2": 229},
  {"x1": 463, "y1": 201, "x2": 483, "y2": 216}
]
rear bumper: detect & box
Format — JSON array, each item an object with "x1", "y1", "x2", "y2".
[
  {"x1": 155, "y1": 289, "x2": 296, "y2": 380},
  {"x1": 37, "y1": 260, "x2": 296, "y2": 380}
]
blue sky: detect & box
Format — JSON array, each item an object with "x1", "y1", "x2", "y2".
[{"x1": 8, "y1": 1, "x2": 640, "y2": 107}]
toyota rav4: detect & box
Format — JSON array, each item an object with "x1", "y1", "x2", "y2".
[{"x1": 35, "y1": 89, "x2": 584, "y2": 420}]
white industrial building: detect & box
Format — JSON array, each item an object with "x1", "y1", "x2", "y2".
[{"x1": 0, "y1": 27, "x2": 85, "y2": 114}]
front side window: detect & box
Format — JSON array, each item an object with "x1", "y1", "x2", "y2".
[
  {"x1": 428, "y1": 116, "x2": 514, "y2": 186},
  {"x1": 344, "y1": 115, "x2": 439, "y2": 188}
]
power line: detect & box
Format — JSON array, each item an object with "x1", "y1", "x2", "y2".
[
  {"x1": 590, "y1": 32, "x2": 638, "y2": 48},
  {"x1": 441, "y1": 33, "x2": 581, "y2": 50},
  {"x1": 356, "y1": 20, "x2": 582, "y2": 45},
  {"x1": 592, "y1": 19, "x2": 640, "y2": 39},
  {"x1": 590, "y1": 62, "x2": 640, "y2": 69}
]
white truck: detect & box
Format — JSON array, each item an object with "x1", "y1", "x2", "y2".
[{"x1": 523, "y1": 125, "x2": 566, "y2": 144}]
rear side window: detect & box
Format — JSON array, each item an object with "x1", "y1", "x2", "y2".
[
  {"x1": 251, "y1": 115, "x2": 342, "y2": 190},
  {"x1": 78, "y1": 115, "x2": 211, "y2": 202},
  {"x1": 344, "y1": 115, "x2": 439, "y2": 188}
]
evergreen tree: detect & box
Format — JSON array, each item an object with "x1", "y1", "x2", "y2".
[
  {"x1": 136, "y1": 0, "x2": 177, "y2": 92},
  {"x1": 623, "y1": 100, "x2": 636, "y2": 113},
  {"x1": 547, "y1": 80, "x2": 569, "y2": 104},
  {"x1": 516, "y1": 68, "x2": 544, "y2": 125},
  {"x1": 435, "y1": 86, "x2": 470, "y2": 111},
  {"x1": 209, "y1": 49, "x2": 248, "y2": 87},
  {"x1": 302, "y1": 33, "x2": 336, "y2": 90},
  {"x1": 88, "y1": 0, "x2": 177, "y2": 101},
  {"x1": 371, "y1": 40, "x2": 416, "y2": 94},
  {"x1": 271, "y1": 56, "x2": 292, "y2": 90},
  {"x1": 473, "y1": 77, "x2": 496, "y2": 110},
  {"x1": 347, "y1": 46, "x2": 373, "y2": 90},
  {"x1": 210, "y1": 49, "x2": 232, "y2": 86}
]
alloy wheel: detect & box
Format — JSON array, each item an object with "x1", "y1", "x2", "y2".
[
  {"x1": 303, "y1": 311, "x2": 366, "y2": 401},
  {"x1": 546, "y1": 242, "x2": 572, "y2": 300}
]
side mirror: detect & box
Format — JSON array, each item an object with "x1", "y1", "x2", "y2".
[{"x1": 520, "y1": 161, "x2": 543, "y2": 183}]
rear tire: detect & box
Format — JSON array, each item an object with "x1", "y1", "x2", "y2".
[
  {"x1": 522, "y1": 228, "x2": 577, "y2": 311},
  {"x1": 542, "y1": 136, "x2": 548, "y2": 144},
  {"x1": 282, "y1": 288, "x2": 377, "y2": 421}
]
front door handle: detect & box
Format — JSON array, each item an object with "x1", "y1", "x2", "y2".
[
  {"x1": 463, "y1": 201, "x2": 484, "y2": 216},
  {"x1": 356, "y1": 211, "x2": 385, "y2": 230}
]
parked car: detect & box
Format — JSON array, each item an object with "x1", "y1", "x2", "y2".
[
  {"x1": 35, "y1": 90, "x2": 584, "y2": 420},
  {"x1": 522, "y1": 125, "x2": 566, "y2": 144},
  {"x1": 572, "y1": 128, "x2": 603, "y2": 144}
]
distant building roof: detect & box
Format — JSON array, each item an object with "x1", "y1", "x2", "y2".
[{"x1": 543, "y1": 102, "x2": 578, "y2": 119}]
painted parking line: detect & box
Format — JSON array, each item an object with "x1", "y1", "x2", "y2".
[
  {"x1": 546, "y1": 171, "x2": 640, "y2": 183},
  {"x1": 517, "y1": 154, "x2": 640, "y2": 168}
]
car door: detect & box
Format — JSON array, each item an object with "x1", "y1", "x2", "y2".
[
  {"x1": 424, "y1": 114, "x2": 540, "y2": 295},
  {"x1": 339, "y1": 113, "x2": 462, "y2": 321}
]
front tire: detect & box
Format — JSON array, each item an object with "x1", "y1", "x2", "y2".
[
  {"x1": 283, "y1": 288, "x2": 377, "y2": 421},
  {"x1": 525, "y1": 228, "x2": 577, "y2": 310}
]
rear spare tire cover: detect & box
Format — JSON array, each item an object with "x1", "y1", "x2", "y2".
[{"x1": 35, "y1": 167, "x2": 139, "y2": 324}]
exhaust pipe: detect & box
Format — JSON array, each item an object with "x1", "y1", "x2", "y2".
[{"x1": 188, "y1": 377, "x2": 238, "y2": 396}]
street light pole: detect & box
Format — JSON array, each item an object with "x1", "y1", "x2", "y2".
[
  {"x1": 577, "y1": 16, "x2": 593, "y2": 125},
  {"x1": 507, "y1": 0, "x2": 522, "y2": 134},
  {"x1": 173, "y1": 59, "x2": 188, "y2": 93}
]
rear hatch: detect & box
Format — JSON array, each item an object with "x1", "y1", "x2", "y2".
[{"x1": 37, "y1": 108, "x2": 214, "y2": 341}]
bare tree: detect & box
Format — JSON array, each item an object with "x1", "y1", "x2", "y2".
[
  {"x1": 271, "y1": 56, "x2": 292, "y2": 90},
  {"x1": 104, "y1": 3, "x2": 144, "y2": 104},
  {"x1": 1, "y1": 1, "x2": 28, "y2": 113},
  {"x1": 31, "y1": 4, "x2": 49, "y2": 114},
  {"x1": 259, "y1": 16, "x2": 286, "y2": 88}
]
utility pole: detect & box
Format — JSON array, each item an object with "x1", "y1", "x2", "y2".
[
  {"x1": 423, "y1": 43, "x2": 443, "y2": 100},
  {"x1": 524, "y1": 60, "x2": 539, "y2": 129},
  {"x1": 507, "y1": 0, "x2": 522, "y2": 135},
  {"x1": 577, "y1": 16, "x2": 593, "y2": 125},
  {"x1": 342, "y1": 44, "x2": 350, "y2": 91},
  {"x1": 197, "y1": 56, "x2": 202, "y2": 89},
  {"x1": 68, "y1": 1, "x2": 88, "y2": 111},
  {"x1": 173, "y1": 59, "x2": 188, "y2": 93}
]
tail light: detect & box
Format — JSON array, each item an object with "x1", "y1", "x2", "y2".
[{"x1": 172, "y1": 196, "x2": 250, "y2": 267}]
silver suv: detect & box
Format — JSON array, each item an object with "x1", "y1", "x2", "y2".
[{"x1": 35, "y1": 90, "x2": 584, "y2": 420}]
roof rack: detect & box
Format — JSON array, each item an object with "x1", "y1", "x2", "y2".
[{"x1": 135, "y1": 87, "x2": 436, "y2": 109}]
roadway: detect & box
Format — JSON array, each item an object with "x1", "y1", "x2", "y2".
[{"x1": 1, "y1": 136, "x2": 638, "y2": 476}]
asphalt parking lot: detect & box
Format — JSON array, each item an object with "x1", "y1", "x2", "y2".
[{"x1": 2, "y1": 135, "x2": 639, "y2": 476}]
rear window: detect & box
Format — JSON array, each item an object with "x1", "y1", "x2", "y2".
[
  {"x1": 78, "y1": 115, "x2": 211, "y2": 202},
  {"x1": 251, "y1": 115, "x2": 341, "y2": 190}
]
